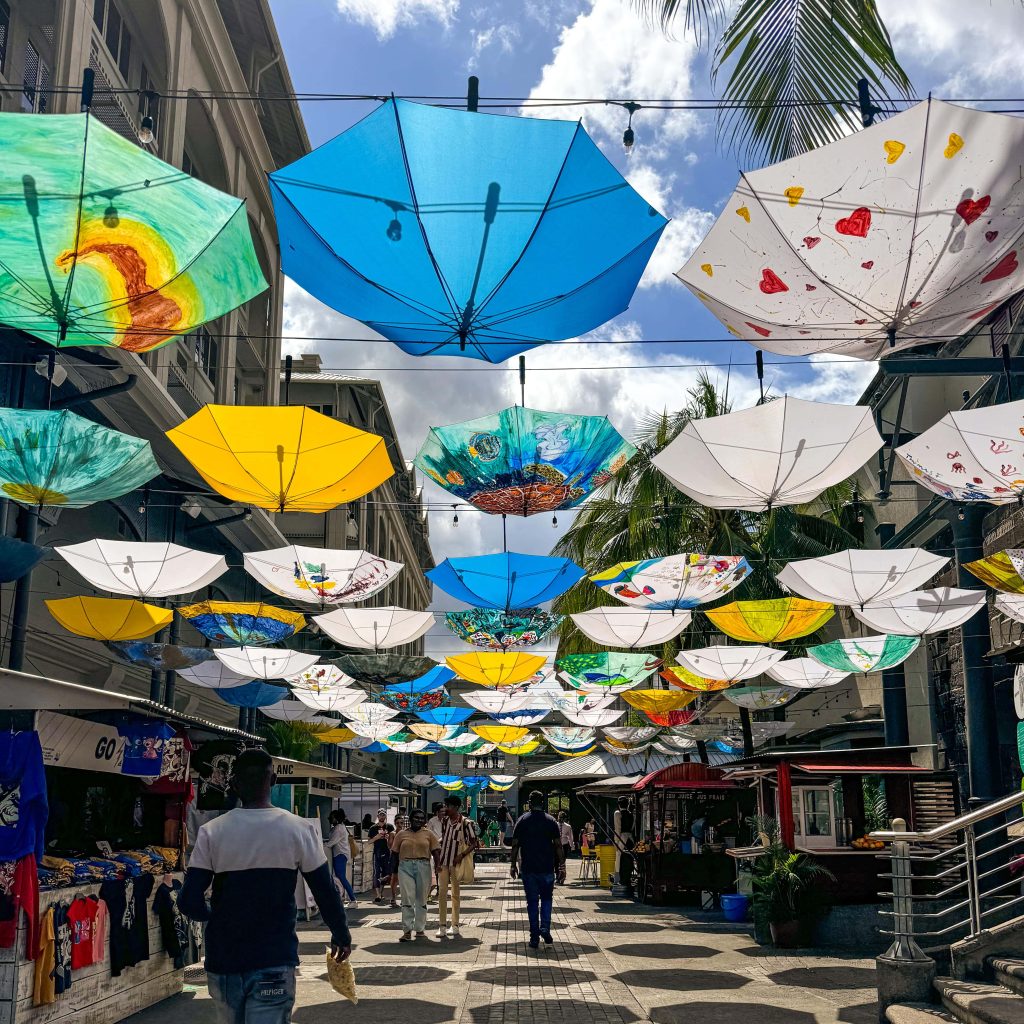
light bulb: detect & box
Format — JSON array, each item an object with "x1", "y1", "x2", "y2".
[
  {"x1": 957, "y1": 506, "x2": 966, "y2": 521},
  {"x1": 622, "y1": 125, "x2": 634, "y2": 154},
  {"x1": 453, "y1": 513, "x2": 459, "y2": 527},
  {"x1": 138, "y1": 116, "x2": 155, "y2": 145},
  {"x1": 856, "y1": 512, "x2": 865, "y2": 524},
  {"x1": 552, "y1": 514, "x2": 558, "y2": 528},
  {"x1": 138, "y1": 503, "x2": 146, "y2": 515}
]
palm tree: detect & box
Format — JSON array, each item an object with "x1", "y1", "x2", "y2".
[
  {"x1": 632, "y1": 0, "x2": 913, "y2": 164},
  {"x1": 261, "y1": 720, "x2": 327, "y2": 763}
]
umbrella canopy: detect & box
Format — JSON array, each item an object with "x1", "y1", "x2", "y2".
[
  {"x1": 107, "y1": 642, "x2": 216, "y2": 672},
  {"x1": 621, "y1": 690, "x2": 699, "y2": 715},
  {"x1": 433, "y1": 776, "x2": 467, "y2": 792},
  {"x1": 471, "y1": 724, "x2": 531, "y2": 745},
  {"x1": 569, "y1": 608, "x2": 692, "y2": 648},
  {"x1": 460, "y1": 690, "x2": 549, "y2": 714},
  {"x1": 292, "y1": 688, "x2": 369, "y2": 713},
  {"x1": 428, "y1": 552, "x2": 585, "y2": 610},
  {"x1": 996, "y1": 594, "x2": 1024, "y2": 624},
  {"x1": 541, "y1": 727, "x2": 597, "y2": 749},
  {"x1": 0, "y1": 112, "x2": 265, "y2": 352},
  {"x1": 677, "y1": 100, "x2": 1024, "y2": 360},
  {"x1": 591, "y1": 553, "x2": 752, "y2": 611},
  {"x1": 603, "y1": 742, "x2": 654, "y2": 756},
  {"x1": 314, "y1": 607, "x2": 434, "y2": 650},
  {"x1": 487, "y1": 707, "x2": 551, "y2": 726},
  {"x1": 178, "y1": 601, "x2": 305, "y2": 646},
  {"x1": 167, "y1": 405, "x2": 393, "y2": 513},
  {"x1": 446, "y1": 652, "x2": 547, "y2": 687},
  {"x1": 965, "y1": 550, "x2": 1024, "y2": 593},
  {"x1": 330, "y1": 733, "x2": 375, "y2": 750},
  {"x1": 261, "y1": 701, "x2": 334, "y2": 724},
  {"x1": 487, "y1": 775, "x2": 517, "y2": 792},
  {"x1": 54, "y1": 540, "x2": 226, "y2": 598},
  {"x1": 244, "y1": 546, "x2": 402, "y2": 608},
  {"x1": 852, "y1": 587, "x2": 986, "y2": 636},
  {"x1": 0, "y1": 409, "x2": 159, "y2": 508},
  {"x1": 560, "y1": 675, "x2": 640, "y2": 696},
  {"x1": 409, "y1": 724, "x2": 464, "y2": 742},
  {"x1": 652, "y1": 735, "x2": 696, "y2": 753},
  {"x1": 672, "y1": 723, "x2": 731, "y2": 741},
  {"x1": 543, "y1": 690, "x2": 617, "y2": 714},
  {"x1": 332, "y1": 654, "x2": 438, "y2": 689},
  {"x1": 675, "y1": 645, "x2": 786, "y2": 681},
  {"x1": 436, "y1": 732, "x2": 488, "y2": 752},
  {"x1": 561, "y1": 708, "x2": 626, "y2": 728},
  {"x1": 705, "y1": 598, "x2": 834, "y2": 643},
  {"x1": 896, "y1": 400, "x2": 1024, "y2": 504},
  {"x1": 379, "y1": 688, "x2": 449, "y2": 713},
  {"x1": 643, "y1": 709, "x2": 698, "y2": 728},
  {"x1": 345, "y1": 703, "x2": 402, "y2": 725},
  {"x1": 555, "y1": 652, "x2": 661, "y2": 688},
  {"x1": 0, "y1": 538, "x2": 47, "y2": 582},
  {"x1": 176, "y1": 659, "x2": 251, "y2": 690},
  {"x1": 385, "y1": 739, "x2": 432, "y2": 754},
  {"x1": 416, "y1": 406, "x2": 634, "y2": 515},
  {"x1": 214, "y1": 681, "x2": 289, "y2": 708},
  {"x1": 345, "y1": 720, "x2": 406, "y2": 740},
  {"x1": 444, "y1": 608, "x2": 562, "y2": 650},
  {"x1": 46, "y1": 596, "x2": 171, "y2": 641},
  {"x1": 652, "y1": 398, "x2": 883, "y2": 511},
  {"x1": 287, "y1": 664, "x2": 356, "y2": 692},
  {"x1": 415, "y1": 708, "x2": 477, "y2": 727},
  {"x1": 766, "y1": 658, "x2": 850, "y2": 689},
  {"x1": 496, "y1": 738, "x2": 542, "y2": 756},
  {"x1": 604, "y1": 726, "x2": 661, "y2": 744},
  {"x1": 213, "y1": 647, "x2": 320, "y2": 680},
  {"x1": 808, "y1": 634, "x2": 920, "y2": 674},
  {"x1": 550, "y1": 744, "x2": 598, "y2": 758},
  {"x1": 269, "y1": 98, "x2": 666, "y2": 363},
  {"x1": 722, "y1": 683, "x2": 800, "y2": 710},
  {"x1": 776, "y1": 549, "x2": 949, "y2": 607},
  {"x1": 660, "y1": 665, "x2": 732, "y2": 692}
]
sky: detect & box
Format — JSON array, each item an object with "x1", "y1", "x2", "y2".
[{"x1": 266, "y1": 0, "x2": 1024, "y2": 606}]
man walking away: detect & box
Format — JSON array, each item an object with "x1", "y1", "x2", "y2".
[
  {"x1": 496, "y1": 799, "x2": 511, "y2": 844},
  {"x1": 510, "y1": 790, "x2": 565, "y2": 949},
  {"x1": 557, "y1": 811, "x2": 574, "y2": 866},
  {"x1": 436, "y1": 795, "x2": 479, "y2": 939},
  {"x1": 180, "y1": 750, "x2": 350, "y2": 1024},
  {"x1": 391, "y1": 808, "x2": 440, "y2": 942}
]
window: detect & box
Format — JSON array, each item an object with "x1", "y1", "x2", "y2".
[
  {"x1": 181, "y1": 150, "x2": 196, "y2": 177},
  {"x1": 0, "y1": 1, "x2": 10, "y2": 74},
  {"x1": 93, "y1": 0, "x2": 132, "y2": 80},
  {"x1": 792, "y1": 787, "x2": 835, "y2": 849},
  {"x1": 21, "y1": 41, "x2": 49, "y2": 113},
  {"x1": 192, "y1": 326, "x2": 218, "y2": 382},
  {"x1": 308, "y1": 404, "x2": 334, "y2": 418}
]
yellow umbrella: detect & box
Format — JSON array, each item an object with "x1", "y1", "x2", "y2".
[
  {"x1": 446, "y1": 652, "x2": 546, "y2": 687},
  {"x1": 316, "y1": 727, "x2": 359, "y2": 744},
  {"x1": 470, "y1": 724, "x2": 531, "y2": 744},
  {"x1": 603, "y1": 735, "x2": 651, "y2": 751},
  {"x1": 166, "y1": 405, "x2": 393, "y2": 513},
  {"x1": 496, "y1": 739, "x2": 541, "y2": 755},
  {"x1": 552, "y1": 745, "x2": 597, "y2": 757},
  {"x1": 964, "y1": 552, "x2": 1024, "y2": 593},
  {"x1": 704, "y1": 598, "x2": 833, "y2": 643},
  {"x1": 660, "y1": 665, "x2": 732, "y2": 692},
  {"x1": 46, "y1": 596, "x2": 172, "y2": 641},
  {"x1": 622, "y1": 689, "x2": 699, "y2": 715}
]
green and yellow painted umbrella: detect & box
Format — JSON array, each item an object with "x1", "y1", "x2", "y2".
[{"x1": 704, "y1": 597, "x2": 833, "y2": 643}]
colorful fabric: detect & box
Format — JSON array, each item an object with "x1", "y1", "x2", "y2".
[
  {"x1": 592, "y1": 553, "x2": 752, "y2": 611},
  {"x1": 0, "y1": 731, "x2": 47, "y2": 861},
  {"x1": 808, "y1": 634, "x2": 920, "y2": 674},
  {"x1": 244, "y1": 546, "x2": 402, "y2": 607},
  {"x1": 556, "y1": 652, "x2": 661, "y2": 688},
  {"x1": 660, "y1": 665, "x2": 732, "y2": 692},
  {"x1": 428, "y1": 552, "x2": 585, "y2": 610},
  {"x1": 333, "y1": 654, "x2": 438, "y2": 689},
  {"x1": 965, "y1": 550, "x2": 1024, "y2": 593},
  {"x1": 705, "y1": 598, "x2": 834, "y2": 643},
  {"x1": 444, "y1": 608, "x2": 562, "y2": 650},
  {"x1": 447, "y1": 652, "x2": 547, "y2": 687},
  {"x1": 177, "y1": 601, "x2": 305, "y2": 646},
  {"x1": 621, "y1": 690, "x2": 698, "y2": 715}
]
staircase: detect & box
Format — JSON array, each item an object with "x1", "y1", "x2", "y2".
[{"x1": 886, "y1": 958, "x2": 1024, "y2": 1023}]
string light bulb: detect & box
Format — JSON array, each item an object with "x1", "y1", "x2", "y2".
[
  {"x1": 621, "y1": 101, "x2": 640, "y2": 155},
  {"x1": 552, "y1": 514, "x2": 558, "y2": 528},
  {"x1": 452, "y1": 504, "x2": 459, "y2": 527},
  {"x1": 957, "y1": 505, "x2": 966, "y2": 521}
]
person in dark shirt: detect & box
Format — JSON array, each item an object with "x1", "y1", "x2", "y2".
[
  {"x1": 510, "y1": 790, "x2": 565, "y2": 950},
  {"x1": 179, "y1": 749, "x2": 350, "y2": 1024}
]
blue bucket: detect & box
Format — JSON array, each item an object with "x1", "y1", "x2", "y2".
[{"x1": 720, "y1": 893, "x2": 749, "y2": 922}]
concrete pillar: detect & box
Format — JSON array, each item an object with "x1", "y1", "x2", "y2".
[
  {"x1": 52, "y1": 0, "x2": 93, "y2": 114},
  {"x1": 882, "y1": 664, "x2": 910, "y2": 747}
]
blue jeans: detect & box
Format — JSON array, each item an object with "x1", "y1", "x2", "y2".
[
  {"x1": 332, "y1": 853, "x2": 355, "y2": 900},
  {"x1": 399, "y1": 858, "x2": 431, "y2": 934},
  {"x1": 207, "y1": 966, "x2": 296, "y2": 1024},
  {"x1": 522, "y1": 872, "x2": 555, "y2": 940}
]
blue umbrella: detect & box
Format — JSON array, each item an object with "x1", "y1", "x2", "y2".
[
  {"x1": 414, "y1": 707, "x2": 475, "y2": 726},
  {"x1": 0, "y1": 537, "x2": 46, "y2": 582},
  {"x1": 362, "y1": 741, "x2": 391, "y2": 754},
  {"x1": 427, "y1": 552, "x2": 585, "y2": 610},
  {"x1": 395, "y1": 664, "x2": 455, "y2": 693},
  {"x1": 214, "y1": 681, "x2": 286, "y2": 708},
  {"x1": 269, "y1": 99, "x2": 667, "y2": 363},
  {"x1": 107, "y1": 642, "x2": 217, "y2": 672}
]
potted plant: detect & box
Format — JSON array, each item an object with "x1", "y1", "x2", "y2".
[{"x1": 750, "y1": 817, "x2": 835, "y2": 948}]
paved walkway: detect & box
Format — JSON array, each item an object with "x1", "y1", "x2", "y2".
[{"x1": 128, "y1": 865, "x2": 879, "y2": 1023}]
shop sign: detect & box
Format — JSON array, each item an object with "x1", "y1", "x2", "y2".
[
  {"x1": 37, "y1": 710, "x2": 125, "y2": 774},
  {"x1": 272, "y1": 758, "x2": 299, "y2": 779},
  {"x1": 309, "y1": 778, "x2": 346, "y2": 798}
]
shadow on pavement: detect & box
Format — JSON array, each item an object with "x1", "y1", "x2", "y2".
[
  {"x1": 354, "y1": 965, "x2": 454, "y2": 985},
  {"x1": 768, "y1": 966, "x2": 878, "y2": 990},
  {"x1": 294, "y1": 997, "x2": 455, "y2": 1023},
  {"x1": 613, "y1": 968, "x2": 751, "y2": 992},
  {"x1": 605, "y1": 943, "x2": 721, "y2": 960},
  {"x1": 837, "y1": 1002, "x2": 879, "y2": 1023},
  {"x1": 580, "y1": 920, "x2": 672, "y2": 933},
  {"x1": 359, "y1": 938, "x2": 482, "y2": 956},
  {"x1": 465, "y1": 1000, "x2": 643, "y2": 1023},
  {"x1": 650, "y1": 1002, "x2": 818, "y2": 1023},
  {"x1": 489, "y1": 941, "x2": 601, "y2": 959},
  {"x1": 466, "y1": 966, "x2": 598, "y2": 986}
]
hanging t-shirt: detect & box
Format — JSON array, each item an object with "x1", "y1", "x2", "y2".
[
  {"x1": 117, "y1": 720, "x2": 176, "y2": 777},
  {"x1": 99, "y1": 874, "x2": 154, "y2": 977},
  {"x1": 32, "y1": 907, "x2": 55, "y2": 1006},
  {"x1": 67, "y1": 897, "x2": 97, "y2": 969},
  {"x1": 0, "y1": 855, "x2": 38, "y2": 957},
  {"x1": 53, "y1": 903, "x2": 72, "y2": 994},
  {"x1": 91, "y1": 897, "x2": 108, "y2": 964},
  {"x1": 144, "y1": 732, "x2": 196, "y2": 796},
  {"x1": 192, "y1": 742, "x2": 241, "y2": 811},
  {"x1": 152, "y1": 880, "x2": 189, "y2": 969},
  {"x1": 0, "y1": 731, "x2": 47, "y2": 861}
]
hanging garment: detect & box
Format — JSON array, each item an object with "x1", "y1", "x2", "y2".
[
  {"x1": 67, "y1": 896, "x2": 98, "y2": 969},
  {"x1": 152, "y1": 879, "x2": 190, "y2": 969},
  {"x1": 53, "y1": 903, "x2": 71, "y2": 995},
  {"x1": 117, "y1": 720, "x2": 177, "y2": 777},
  {"x1": 99, "y1": 874, "x2": 154, "y2": 977},
  {"x1": 192, "y1": 741, "x2": 241, "y2": 810},
  {"x1": 91, "y1": 896, "x2": 108, "y2": 965},
  {"x1": 32, "y1": 907, "x2": 55, "y2": 1006},
  {"x1": 0, "y1": 855, "x2": 38, "y2": 956},
  {"x1": 0, "y1": 731, "x2": 47, "y2": 861}
]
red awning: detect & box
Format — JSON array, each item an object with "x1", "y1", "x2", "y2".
[
  {"x1": 633, "y1": 763, "x2": 737, "y2": 790},
  {"x1": 790, "y1": 763, "x2": 931, "y2": 774}
]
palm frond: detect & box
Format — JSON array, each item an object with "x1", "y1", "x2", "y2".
[
  {"x1": 632, "y1": 0, "x2": 725, "y2": 47},
  {"x1": 712, "y1": 0, "x2": 913, "y2": 165}
]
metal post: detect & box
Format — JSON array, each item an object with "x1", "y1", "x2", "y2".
[
  {"x1": 695, "y1": 740, "x2": 708, "y2": 764},
  {"x1": 964, "y1": 824, "x2": 982, "y2": 937},
  {"x1": 882, "y1": 818, "x2": 929, "y2": 961},
  {"x1": 7, "y1": 507, "x2": 38, "y2": 672},
  {"x1": 467, "y1": 76, "x2": 479, "y2": 113},
  {"x1": 284, "y1": 354, "x2": 292, "y2": 405},
  {"x1": 739, "y1": 707, "x2": 754, "y2": 757},
  {"x1": 882, "y1": 664, "x2": 910, "y2": 746}
]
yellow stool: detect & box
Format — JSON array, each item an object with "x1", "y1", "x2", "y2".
[
  {"x1": 596, "y1": 844, "x2": 616, "y2": 889},
  {"x1": 579, "y1": 851, "x2": 599, "y2": 884}
]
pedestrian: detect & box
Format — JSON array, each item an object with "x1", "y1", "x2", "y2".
[
  {"x1": 325, "y1": 809, "x2": 358, "y2": 906},
  {"x1": 436, "y1": 795, "x2": 479, "y2": 939},
  {"x1": 426, "y1": 802, "x2": 444, "y2": 902},
  {"x1": 486, "y1": 817, "x2": 501, "y2": 848},
  {"x1": 557, "y1": 810, "x2": 574, "y2": 863},
  {"x1": 180, "y1": 749, "x2": 350, "y2": 1024},
  {"x1": 388, "y1": 811, "x2": 408, "y2": 907},
  {"x1": 391, "y1": 808, "x2": 440, "y2": 943},
  {"x1": 579, "y1": 819, "x2": 596, "y2": 855},
  {"x1": 496, "y1": 799, "x2": 512, "y2": 845},
  {"x1": 613, "y1": 796, "x2": 635, "y2": 879},
  {"x1": 367, "y1": 808, "x2": 394, "y2": 904},
  {"x1": 510, "y1": 790, "x2": 565, "y2": 950}
]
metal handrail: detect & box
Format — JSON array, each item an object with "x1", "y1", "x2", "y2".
[{"x1": 870, "y1": 790, "x2": 1023, "y2": 842}]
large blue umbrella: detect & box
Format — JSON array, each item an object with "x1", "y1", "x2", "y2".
[
  {"x1": 269, "y1": 99, "x2": 667, "y2": 362},
  {"x1": 414, "y1": 707, "x2": 475, "y2": 726},
  {"x1": 215, "y1": 681, "x2": 288, "y2": 708},
  {"x1": 0, "y1": 537, "x2": 47, "y2": 582},
  {"x1": 427, "y1": 552, "x2": 585, "y2": 610}
]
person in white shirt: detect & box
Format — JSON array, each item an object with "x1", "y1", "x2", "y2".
[{"x1": 426, "y1": 802, "x2": 444, "y2": 901}]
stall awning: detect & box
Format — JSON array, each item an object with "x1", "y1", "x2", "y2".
[
  {"x1": 790, "y1": 762, "x2": 932, "y2": 774},
  {"x1": 633, "y1": 762, "x2": 734, "y2": 791},
  {"x1": 271, "y1": 758, "x2": 388, "y2": 785}
]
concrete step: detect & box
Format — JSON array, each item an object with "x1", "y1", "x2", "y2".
[
  {"x1": 989, "y1": 957, "x2": 1024, "y2": 999},
  {"x1": 885, "y1": 1003, "x2": 958, "y2": 1024},
  {"x1": 935, "y1": 976, "x2": 1024, "y2": 1024}
]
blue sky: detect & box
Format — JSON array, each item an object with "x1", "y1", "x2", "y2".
[{"x1": 268, "y1": 0, "x2": 1024, "y2": 572}]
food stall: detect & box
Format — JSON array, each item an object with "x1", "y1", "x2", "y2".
[{"x1": 722, "y1": 745, "x2": 960, "y2": 903}]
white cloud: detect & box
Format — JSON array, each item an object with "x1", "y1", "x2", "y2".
[
  {"x1": 468, "y1": 23, "x2": 521, "y2": 69},
  {"x1": 334, "y1": 0, "x2": 459, "y2": 40}
]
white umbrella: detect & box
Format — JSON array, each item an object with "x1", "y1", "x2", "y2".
[
  {"x1": 722, "y1": 683, "x2": 800, "y2": 710},
  {"x1": 243, "y1": 545, "x2": 402, "y2": 607},
  {"x1": 334, "y1": 734, "x2": 376, "y2": 750},
  {"x1": 776, "y1": 549, "x2": 948, "y2": 607},
  {"x1": 896, "y1": 400, "x2": 1024, "y2": 504},
  {"x1": 561, "y1": 708, "x2": 626, "y2": 727},
  {"x1": 602, "y1": 742, "x2": 654, "y2": 756},
  {"x1": 560, "y1": 673, "x2": 641, "y2": 695},
  {"x1": 213, "y1": 647, "x2": 320, "y2": 680},
  {"x1": 852, "y1": 587, "x2": 986, "y2": 636},
  {"x1": 313, "y1": 606, "x2": 434, "y2": 650},
  {"x1": 435, "y1": 731, "x2": 482, "y2": 750},
  {"x1": 408, "y1": 724, "x2": 463, "y2": 742},
  {"x1": 677, "y1": 100, "x2": 1024, "y2": 360},
  {"x1": 345, "y1": 720, "x2": 405, "y2": 740},
  {"x1": 292, "y1": 688, "x2": 369, "y2": 713},
  {"x1": 569, "y1": 608, "x2": 692, "y2": 648},
  {"x1": 675, "y1": 645, "x2": 786, "y2": 681},
  {"x1": 1015, "y1": 664, "x2": 1024, "y2": 719},
  {"x1": 406, "y1": 774, "x2": 436, "y2": 786},
  {"x1": 652, "y1": 397, "x2": 882, "y2": 511},
  {"x1": 385, "y1": 739, "x2": 431, "y2": 753},
  {"x1": 671, "y1": 723, "x2": 730, "y2": 741},
  {"x1": 287, "y1": 664, "x2": 356, "y2": 691},
  {"x1": 996, "y1": 594, "x2": 1024, "y2": 624},
  {"x1": 766, "y1": 658, "x2": 850, "y2": 690},
  {"x1": 176, "y1": 659, "x2": 251, "y2": 689},
  {"x1": 544, "y1": 690, "x2": 617, "y2": 714},
  {"x1": 343, "y1": 702, "x2": 401, "y2": 725},
  {"x1": 750, "y1": 722, "x2": 796, "y2": 742},
  {"x1": 459, "y1": 690, "x2": 541, "y2": 714},
  {"x1": 54, "y1": 540, "x2": 226, "y2": 598},
  {"x1": 485, "y1": 707, "x2": 551, "y2": 726},
  {"x1": 541, "y1": 726, "x2": 596, "y2": 748},
  {"x1": 591, "y1": 553, "x2": 752, "y2": 610},
  {"x1": 603, "y1": 726, "x2": 661, "y2": 743},
  {"x1": 261, "y1": 701, "x2": 334, "y2": 724},
  {"x1": 652, "y1": 735, "x2": 695, "y2": 753}
]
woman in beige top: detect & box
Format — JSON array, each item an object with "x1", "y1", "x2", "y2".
[{"x1": 391, "y1": 808, "x2": 441, "y2": 942}]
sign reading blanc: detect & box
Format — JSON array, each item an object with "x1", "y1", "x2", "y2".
[{"x1": 37, "y1": 710, "x2": 125, "y2": 774}]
